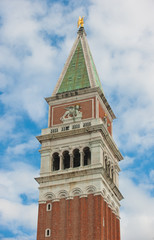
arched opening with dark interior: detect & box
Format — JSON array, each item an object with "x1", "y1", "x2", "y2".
[
  {"x1": 52, "y1": 152, "x2": 60, "y2": 171},
  {"x1": 46, "y1": 203, "x2": 52, "y2": 211},
  {"x1": 83, "y1": 147, "x2": 91, "y2": 166},
  {"x1": 45, "y1": 229, "x2": 51, "y2": 237},
  {"x1": 63, "y1": 151, "x2": 70, "y2": 169},
  {"x1": 111, "y1": 167, "x2": 114, "y2": 180},
  {"x1": 73, "y1": 149, "x2": 80, "y2": 168},
  {"x1": 104, "y1": 156, "x2": 107, "y2": 171}
]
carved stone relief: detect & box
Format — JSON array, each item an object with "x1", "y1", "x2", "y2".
[{"x1": 61, "y1": 105, "x2": 82, "y2": 123}]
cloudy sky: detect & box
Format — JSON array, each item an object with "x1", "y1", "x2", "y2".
[{"x1": 0, "y1": 0, "x2": 154, "y2": 239}]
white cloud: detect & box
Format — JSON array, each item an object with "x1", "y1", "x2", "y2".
[
  {"x1": 0, "y1": 0, "x2": 153, "y2": 147},
  {"x1": 0, "y1": 0, "x2": 154, "y2": 239},
  {"x1": 119, "y1": 156, "x2": 135, "y2": 169},
  {"x1": 0, "y1": 162, "x2": 39, "y2": 202},
  {"x1": 0, "y1": 162, "x2": 39, "y2": 235},
  {"x1": 120, "y1": 172, "x2": 154, "y2": 240},
  {"x1": 2, "y1": 233, "x2": 36, "y2": 240},
  {"x1": 6, "y1": 137, "x2": 39, "y2": 155},
  {"x1": 0, "y1": 199, "x2": 37, "y2": 231},
  {"x1": 0, "y1": 0, "x2": 56, "y2": 123},
  {"x1": 0, "y1": 0, "x2": 89, "y2": 125},
  {"x1": 0, "y1": 113, "x2": 18, "y2": 141},
  {"x1": 86, "y1": 0, "x2": 154, "y2": 151}
]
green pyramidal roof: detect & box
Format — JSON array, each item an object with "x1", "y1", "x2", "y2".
[
  {"x1": 50, "y1": 27, "x2": 116, "y2": 120},
  {"x1": 88, "y1": 47, "x2": 103, "y2": 91},
  {"x1": 58, "y1": 40, "x2": 90, "y2": 93},
  {"x1": 53, "y1": 27, "x2": 104, "y2": 95}
]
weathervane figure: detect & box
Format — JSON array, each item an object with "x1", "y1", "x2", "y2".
[{"x1": 77, "y1": 16, "x2": 84, "y2": 28}]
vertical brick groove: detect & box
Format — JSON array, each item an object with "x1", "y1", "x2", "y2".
[
  {"x1": 66, "y1": 199, "x2": 73, "y2": 240},
  {"x1": 101, "y1": 197, "x2": 105, "y2": 240},
  {"x1": 87, "y1": 194, "x2": 94, "y2": 240},
  {"x1": 108, "y1": 207, "x2": 111, "y2": 240},
  {"x1": 80, "y1": 197, "x2": 88, "y2": 240},
  {"x1": 94, "y1": 195, "x2": 101, "y2": 239}
]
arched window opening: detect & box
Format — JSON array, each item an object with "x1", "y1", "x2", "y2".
[
  {"x1": 73, "y1": 149, "x2": 80, "y2": 168},
  {"x1": 45, "y1": 228, "x2": 51, "y2": 237},
  {"x1": 52, "y1": 152, "x2": 60, "y2": 171},
  {"x1": 46, "y1": 203, "x2": 52, "y2": 211},
  {"x1": 104, "y1": 156, "x2": 108, "y2": 171},
  {"x1": 111, "y1": 167, "x2": 114, "y2": 180},
  {"x1": 63, "y1": 151, "x2": 70, "y2": 169},
  {"x1": 83, "y1": 147, "x2": 91, "y2": 166}
]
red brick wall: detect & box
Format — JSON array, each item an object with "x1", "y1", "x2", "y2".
[
  {"x1": 37, "y1": 201, "x2": 53, "y2": 240},
  {"x1": 50, "y1": 97, "x2": 95, "y2": 127},
  {"x1": 80, "y1": 197, "x2": 88, "y2": 240},
  {"x1": 37, "y1": 195, "x2": 120, "y2": 240},
  {"x1": 116, "y1": 217, "x2": 121, "y2": 240},
  {"x1": 99, "y1": 102, "x2": 112, "y2": 135},
  {"x1": 108, "y1": 207, "x2": 111, "y2": 240}
]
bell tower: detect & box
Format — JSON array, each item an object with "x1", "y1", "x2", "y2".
[{"x1": 35, "y1": 24, "x2": 123, "y2": 240}]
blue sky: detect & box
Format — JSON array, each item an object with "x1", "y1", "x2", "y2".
[{"x1": 0, "y1": 0, "x2": 154, "y2": 239}]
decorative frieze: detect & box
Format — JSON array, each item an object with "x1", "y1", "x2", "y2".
[{"x1": 40, "y1": 185, "x2": 120, "y2": 216}]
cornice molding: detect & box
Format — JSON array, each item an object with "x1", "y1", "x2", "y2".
[
  {"x1": 35, "y1": 166, "x2": 123, "y2": 201},
  {"x1": 46, "y1": 87, "x2": 115, "y2": 120},
  {"x1": 38, "y1": 185, "x2": 120, "y2": 217}
]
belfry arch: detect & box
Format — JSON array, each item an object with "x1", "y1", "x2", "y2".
[
  {"x1": 83, "y1": 147, "x2": 91, "y2": 166},
  {"x1": 63, "y1": 151, "x2": 70, "y2": 169},
  {"x1": 52, "y1": 152, "x2": 60, "y2": 171},
  {"x1": 73, "y1": 148, "x2": 80, "y2": 167}
]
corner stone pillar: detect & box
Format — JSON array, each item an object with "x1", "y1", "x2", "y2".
[
  {"x1": 40, "y1": 149, "x2": 51, "y2": 174},
  {"x1": 90, "y1": 140, "x2": 103, "y2": 165}
]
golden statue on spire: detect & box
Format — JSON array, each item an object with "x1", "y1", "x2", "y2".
[{"x1": 77, "y1": 16, "x2": 84, "y2": 28}]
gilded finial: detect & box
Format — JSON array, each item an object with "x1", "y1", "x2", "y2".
[{"x1": 77, "y1": 16, "x2": 84, "y2": 28}]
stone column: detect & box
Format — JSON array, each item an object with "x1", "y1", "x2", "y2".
[
  {"x1": 88, "y1": 149, "x2": 91, "y2": 165},
  {"x1": 51, "y1": 156, "x2": 53, "y2": 171},
  {"x1": 60, "y1": 154, "x2": 63, "y2": 170},
  {"x1": 80, "y1": 149, "x2": 84, "y2": 167},
  {"x1": 40, "y1": 150, "x2": 51, "y2": 174},
  {"x1": 109, "y1": 166, "x2": 112, "y2": 178},
  {"x1": 70, "y1": 153, "x2": 73, "y2": 168},
  {"x1": 110, "y1": 164, "x2": 114, "y2": 179},
  {"x1": 113, "y1": 168, "x2": 116, "y2": 184},
  {"x1": 103, "y1": 153, "x2": 105, "y2": 169},
  {"x1": 107, "y1": 160, "x2": 110, "y2": 176},
  {"x1": 114, "y1": 167, "x2": 119, "y2": 187}
]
